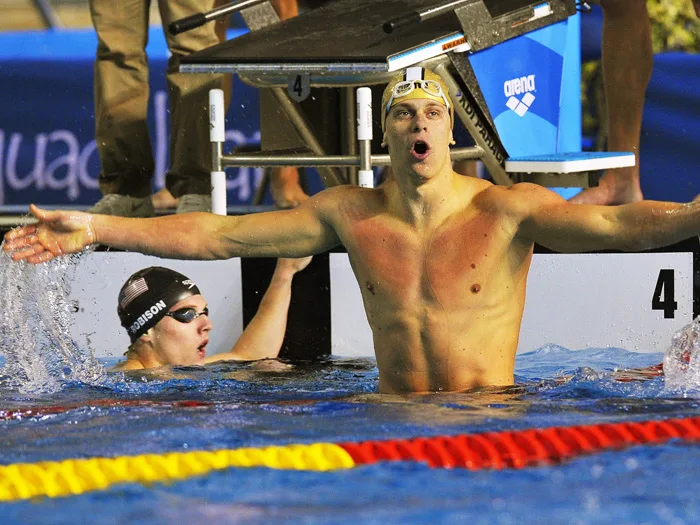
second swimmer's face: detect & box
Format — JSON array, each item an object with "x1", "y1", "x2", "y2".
[{"x1": 145, "y1": 294, "x2": 212, "y2": 366}]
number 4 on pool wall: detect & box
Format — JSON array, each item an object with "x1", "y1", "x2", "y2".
[{"x1": 652, "y1": 269, "x2": 678, "y2": 319}]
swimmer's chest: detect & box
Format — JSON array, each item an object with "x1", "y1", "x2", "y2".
[{"x1": 344, "y1": 212, "x2": 509, "y2": 302}]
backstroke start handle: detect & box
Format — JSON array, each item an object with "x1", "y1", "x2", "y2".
[
  {"x1": 383, "y1": 12, "x2": 421, "y2": 34},
  {"x1": 169, "y1": 13, "x2": 207, "y2": 35}
]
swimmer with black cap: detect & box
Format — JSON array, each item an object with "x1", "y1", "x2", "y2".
[{"x1": 113, "y1": 257, "x2": 312, "y2": 370}]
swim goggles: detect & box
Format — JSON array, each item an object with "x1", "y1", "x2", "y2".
[
  {"x1": 165, "y1": 307, "x2": 209, "y2": 323},
  {"x1": 385, "y1": 79, "x2": 451, "y2": 115}
]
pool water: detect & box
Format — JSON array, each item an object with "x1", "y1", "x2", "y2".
[
  {"x1": 1, "y1": 254, "x2": 700, "y2": 524},
  {"x1": 2, "y1": 345, "x2": 700, "y2": 525}
]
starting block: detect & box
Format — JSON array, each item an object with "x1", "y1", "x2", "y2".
[
  {"x1": 506, "y1": 152, "x2": 636, "y2": 174},
  {"x1": 506, "y1": 151, "x2": 636, "y2": 187},
  {"x1": 177, "y1": 0, "x2": 634, "y2": 207}
]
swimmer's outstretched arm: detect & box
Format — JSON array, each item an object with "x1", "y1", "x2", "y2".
[
  {"x1": 3, "y1": 191, "x2": 343, "y2": 264},
  {"x1": 507, "y1": 183, "x2": 700, "y2": 253}
]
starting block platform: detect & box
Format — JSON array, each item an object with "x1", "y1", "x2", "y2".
[
  {"x1": 178, "y1": 0, "x2": 631, "y2": 197},
  {"x1": 506, "y1": 152, "x2": 636, "y2": 174},
  {"x1": 506, "y1": 151, "x2": 636, "y2": 186}
]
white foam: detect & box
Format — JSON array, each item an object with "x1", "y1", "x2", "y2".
[
  {"x1": 0, "y1": 246, "x2": 106, "y2": 394},
  {"x1": 663, "y1": 315, "x2": 700, "y2": 393}
]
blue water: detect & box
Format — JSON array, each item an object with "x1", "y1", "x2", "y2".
[{"x1": 2, "y1": 345, "x2": 700, "y2": 525}]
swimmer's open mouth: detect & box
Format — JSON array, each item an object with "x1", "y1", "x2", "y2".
[
  {"x1": 198, "y1": 341, "x2": 208, "y2": 358},
  {"x1": 411, "y1": 140, "x2": 430, "y2": 160}
]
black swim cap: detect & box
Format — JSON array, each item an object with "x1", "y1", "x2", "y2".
[{"x1": 117, "y1": 266, "x2": 201, "y2": 343}]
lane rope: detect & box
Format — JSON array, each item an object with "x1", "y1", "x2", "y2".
[
  {"x1": 2, "y1": 416, "x2": 699, "y2": 502},
  {"x1": 0, "y1": 399, "x2": 213, "y2": 421}
]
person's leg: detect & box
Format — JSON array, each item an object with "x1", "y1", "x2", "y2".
[
  {"x1": 151, "y1": 186, "x2": 180, "y2": 209},
  {"x1": 271, "y1": 0, "x2": 298, "y2": 19},
  {"x1": 89, "y1": 0, "x2": 155, "y2": 216},
  {"x1": 270, "y1": 166, "x2": 310, "y2": 208},
  {"x1": 267, "y1": 0, "x2": 310, "y2": 209},
  {"x1": 214, "y1": 0, "x2": 234, "y2": 108},
  {"x1": 570, "y1": 0, "x2": 651, "y2": 205},
  {"x1": 153, "y1": 0, "x2": 234, "y2": 212},
  {"x1": 159, "y1": 0, "x2": 226, "y2": 213}
]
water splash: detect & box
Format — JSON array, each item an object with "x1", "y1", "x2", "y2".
[
  {"x1": 0, "y1": 248, "x2": 107, "y2": 394},
  {"x1": 663, "y1": 315, "x2": 700, "y2": 393}
]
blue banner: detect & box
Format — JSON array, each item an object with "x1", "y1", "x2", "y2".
[
  {"x1": 0, "y1": 28, "x2": 265, "y2": 207},
  {"x1": 1, "y1": 25, "x2": 696, "y2": 207},
  {"x1": 640, "y1": 53, "x2": 700, "y2": 203},
  {"x1": 469, "y1": 19, "x2": 579, "y2": 158}
]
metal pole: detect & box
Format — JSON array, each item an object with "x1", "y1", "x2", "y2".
[
  {"x1": 32, "y1": 0, "x2": 61, "y2": 30},
  {"x1": 209, "y1": 89, "x2": 227, "y2": 215},
  {"x1": 220, "y1": 146, "x2": 483, "y2": 168},
  {"x1": 270, "y1": 88, "x2": 346, "y2": 187},
  {"x1": 383, "y1": 0, "x2": 470, "y2": 33},
  {"x1": 356, "y1": 87, "x2": 374, "y2": 188},
  {"x1": 432, "y1": 61, "x2": 511, "y2": 186},
  {"x1": 169, "y1": 0, "x2": 268, "y2": 34},
  {"x1": 341, "y1": 88, "x2": 358, "y2": 185}
]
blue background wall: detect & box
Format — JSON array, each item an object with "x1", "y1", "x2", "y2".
[
  {"x1": 0, "y1": 28, "x2": 263, "y2": 208},
  {"x1": 0, "y1": 23, "x2": 697, "y2": 207},
  {"x1": 639, "y1": 53, "x2": 700, "y2": 202}
]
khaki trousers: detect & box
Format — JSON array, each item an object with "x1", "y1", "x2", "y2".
[{"x1": 89, "y1": 0, "x2": 225, "y2": 197}]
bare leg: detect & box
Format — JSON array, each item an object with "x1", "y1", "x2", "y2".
[
  {"x1": 150, "y1": 0, "x2": 231, "y2": 212},
  {"x1": 270, "y1": 166, "x2": 310, "y2": 209},
  {"x1": 570, "y1": 0, "x2": 651, "y2": 205},
  {"x1": 271, "y1": 0, "x2": 298, "y2": 19},
  {"x1": 267, "y1": 0, "x2": 308, "y2": 209},
  {"x1": 214, "y1": 0, "x2": 233, "y2": 107},
  {"x1": 152, "y1": 188, "x2": 179, "y2": 210}
]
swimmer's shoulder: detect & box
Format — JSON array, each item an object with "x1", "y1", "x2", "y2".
[
  {"x1": 474, "y1": 182, "x2": 565, "y2": 216},
  {"x1": 313, "y1": 183, "x2": 384, "y2": 199},
  {"x1": 110, "y1": 358, "x2": 144, "y2": 372},
  {"x1": 306, "y1": 183, "x2": 387, "y2": 211}
]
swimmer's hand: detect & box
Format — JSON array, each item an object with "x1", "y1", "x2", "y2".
[{"x1": 2, "y1": 204, "x2": 97, "y2": 263}]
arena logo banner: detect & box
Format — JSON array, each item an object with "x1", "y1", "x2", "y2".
[{"x1": 469, "y1": 21, "x2": 571, "y2": 158}]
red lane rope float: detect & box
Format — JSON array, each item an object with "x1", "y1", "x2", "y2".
[
  {"x1": 0, "y1": 399, "x2": 213, "y2": 421},
  {"x1": 338, "y1": 416, "x2": 700, "y2": 470},
  {"x1": 2, "y1": 416, "x2": 700, "y2": 501}
]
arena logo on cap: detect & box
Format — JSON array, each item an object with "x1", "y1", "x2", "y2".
[
  {"x1": 128, "y1": 300, "x2": 167, "y2": 336},
  {"x1": 182, "y1": 279, "x2": 197, "y2": 289}
]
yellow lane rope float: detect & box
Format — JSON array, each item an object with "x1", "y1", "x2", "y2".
[{"x1": 0, "y1": 443, "x2": 354, "y2": 501}]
